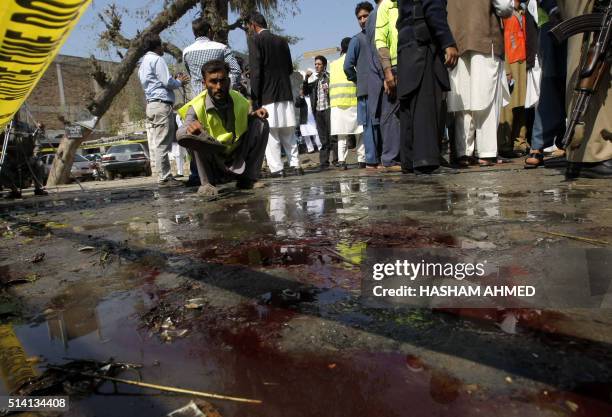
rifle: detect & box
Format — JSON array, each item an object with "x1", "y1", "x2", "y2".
[{"x1": 550, "y1": 2, "x2": 612, "y2": 150}]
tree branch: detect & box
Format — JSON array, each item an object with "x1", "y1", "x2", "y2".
[
  {"x1": 90, "y1": 56, "x2": 109, "y2": 89},
  {"x1": 87, "y1": 0, "x2": 199, "y2": 117},
  {"x1": 163, "y1": 42, "x2": 183, "y2": 62}
]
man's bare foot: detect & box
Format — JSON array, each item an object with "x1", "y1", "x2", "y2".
[{"x1": 197, "y1": 183, "x2": 218, "y2": 196}]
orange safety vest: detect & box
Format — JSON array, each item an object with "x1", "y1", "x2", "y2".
[{"x1": 504, "y1": 13, "x2": 527, "y2": 64}]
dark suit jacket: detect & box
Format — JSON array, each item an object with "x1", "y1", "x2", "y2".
[
  {"x1": 294, "y1": 96, "x2": 308, "y2": 125},
  {"x1": 248, "y1": 30, "x2": 294, "y2": 109},
  {"x1": 397, "y1": 0, "x2": 454, "y2": 97}
]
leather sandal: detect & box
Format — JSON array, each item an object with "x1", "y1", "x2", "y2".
[
  {"x1": 478, "y1": 158, "x2": 495, "y2": 167},
  {"x1": 524, "y1": 152, "x2": 544, "y2": 169}
]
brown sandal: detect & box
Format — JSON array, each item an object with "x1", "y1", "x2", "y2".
[{"x1": 524, "y1": 152, "x2": 544, "y2": 169}]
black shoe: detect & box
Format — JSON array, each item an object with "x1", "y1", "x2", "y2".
[
  {"x1": 270, "y1": 170, "x2": 285, "y2": 178},
  {"x1": 185, "y1": 178, "x2": 201, "y2": 187},
  {"x1": 337, "y1": 163, "x2": 348, "y2": 171},
  {"x1": 358, "y1": 163, "x2": 367, "y2": 169},
  {"x1": 34, "y1": 189, "x2": 48, "y2": 196},
  {"x1": 566, "y1": 159, "x2": 612, "y2": 179},
  {"x1": 415, "y1": 166, "x2": 439, "y2": 175},
  {"x1": 292, "y1": 167, "x2": 305, "y2": 176},
  {"x1": 318, "y1": 164, "x2": 331, "y2": 172},
  {"x1": 4, "y1": 190, "x2": 22, "y2": 199}
]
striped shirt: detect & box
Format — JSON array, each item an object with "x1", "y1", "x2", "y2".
[
  {"x1": 183, "y1": 37, "x2": 242, "y2": 97},
  {"x1": 316, "y1": 72, "x2": 330, "y2": 112}
]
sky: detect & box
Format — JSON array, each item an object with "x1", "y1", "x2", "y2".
[{"x1": 60, "y1": 0, "x2": 363, "y2": 69}]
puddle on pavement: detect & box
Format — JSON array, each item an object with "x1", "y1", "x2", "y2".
[{"x1": 3, "y1": 282, "x2": 611, "y2": 417}]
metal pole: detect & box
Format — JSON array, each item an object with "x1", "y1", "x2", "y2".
[{"x1": 0, "y1": 120, "x2": 14, "y2": 177}]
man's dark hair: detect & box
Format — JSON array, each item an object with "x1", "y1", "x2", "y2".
[
  {"x1": 143, "y1": 33, "x2": 162, "y2": 53},
  {"x1": 248, "y1": 12, "x2": 268, "y2": 29},
  {"x1": 314, "y1": 55, "x2": 327, "y2": 67},
  {"x1": 340, "y1": 37, "x2": 352, "y2": 54},
  {"x1": 355, "y1": 1, "x2": 374, "y2": 15},
  {"x1": 192, "y1": 18, "x2": 212, "y2": 38},
  {"x1": 201, "y1": 59, "x2": 230, "y2": 78}
]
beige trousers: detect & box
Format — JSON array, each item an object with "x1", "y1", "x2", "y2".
[{"x1": 559, "y1": 0, "x2": 612, "y2": 162}]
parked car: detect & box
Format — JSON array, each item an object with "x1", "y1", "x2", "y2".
[
  {"x1": 84, "y1": 153, "x2": 102, "y2": 162},
  {"x1": 39, "y1": 153, "x2": 94, "y2": 182},
  {"x1": 101, "y1": 143, "x2": 151, "y2": 180}
]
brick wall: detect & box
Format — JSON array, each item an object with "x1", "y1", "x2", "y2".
[{"x1": 25, "y1": 55, "x2": 145, "y2": 134}]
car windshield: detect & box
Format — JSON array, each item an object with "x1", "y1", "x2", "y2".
[
  {"x1": 74, "y1": 154, "x2": 89, "y2": 162},
  {"x1": 107, "y1": 144, "x2": 143, "y2": 154}
]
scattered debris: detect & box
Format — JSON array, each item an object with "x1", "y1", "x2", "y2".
[
  {"x1": 565, "y1": 400, "x2": 579, "y2": 412},
  {"x1": 1, "y1": 272, "x2": 38, "y2": 287},
  {"x1": 19, "y1": 358, "x2": 260, "y2": 404},
  {"x1": 17, "y1": 359, "x2": 141, "y2": 397},
  {"x1": 505, "y1": 376, "x2": 513, "y2": 384},
  {"x1": 541, "y1": 231, "x2": 609, "y2": 246},
  {"x1": 168, "y1": 401, "x2": 206, "y2": 417},
  {"x1": 161, "y1": 329, "x2": 189, "y2": 342},
  {"x1": 168, "y1": 401, "x2": 223, "y2": 417},
  {"x1": 44, "y1": 221, "x2": 68, "y2": 229},
  {"x1": 498, "y1": 313, "x2": 518, "y2": 335},
  {"x1": 185, "y1": 298, "x2": 206, "y2": 309},
  {"x1": 78, "y1": 246, "x2": 96, "y2": 252},
  {"x1": 31, "y1": 252, "x2": 45, "y2": 263}
]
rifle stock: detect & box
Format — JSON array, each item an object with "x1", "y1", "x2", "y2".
[{"x1": 553, "y1": 3, "x2": 611, "y2": 150}]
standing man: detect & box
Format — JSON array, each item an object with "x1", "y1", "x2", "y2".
[
  {"x1": 247, "y1": 12, "x2": 302, "y2": 177},
  {"x1": 331, "y1": 37, "x2": 366, "y2": 170},
  {"x1": 138, "y1": 33, "x2": 189, "y2": 186},
  {"x1": 396, "y1": 0, "x2": 458, "y2": 174},
  {"x1": 375, "y1": 0, "x2": 402, "y2": 172},
  {"x1": 345, "y1": 2, "x2": 379, "y2": 170},
  {"x1": 183, "y1": 18, "x2": 242, "y2": 97},
  {"x1": 560, "y1": 0, "x2": 612, "y2": 179},
  {"x1": 303, "y1": 56, "x2": 333, "y2": 170},
  {"x1": 447, "y1": 0, "x2": 513, "y2": 167},
  {"x1": 365, "y1": 0, "x2": 386, "y2": 170}
]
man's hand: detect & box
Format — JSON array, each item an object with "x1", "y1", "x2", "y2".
[
  {"x1": 186, "y1": 120, "x2": 203, "y2": 135},
  {"x1": 251, "y1": 108, "x2": 268, "y2": 119},
  {"x1": 383, "y1": 68, "x2": 396, "y2": 99},
  {"x1": 305, "y1": 70, "x2": 313, "y2": 80},
  {"x1": 177, "y1": 73, "x2": 190, "y2": 86},
  {"x1": 444, "y1": 46, "x2": 459, "y2": 68}
]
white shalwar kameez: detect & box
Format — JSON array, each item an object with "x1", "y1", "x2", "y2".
[
  {"x1": 448, "y1": 48, "x2": 511, "y2": 159},
  {"x1": 300, "y1": 97, "x2": 322, "y2": 152},
  {"x1": 331, "y1": 106, "x2": 365, "y2": 163},
  {"x1": 263, "y1": 100, "x2": 300, "y2": 173}
]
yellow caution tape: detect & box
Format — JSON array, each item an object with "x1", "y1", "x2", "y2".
[
  {"x1": 0, "y1": 0, "x2": 92, "y2": 130},
  {"x1": 0, "y1": 324, "x2": 37, "y2": 393}
]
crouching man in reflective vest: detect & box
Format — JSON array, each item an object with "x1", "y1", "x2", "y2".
[{"x1": 177, "y1": 60, "x2": 269, "y2": 196}]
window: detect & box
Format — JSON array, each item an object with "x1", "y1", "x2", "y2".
[{"x1": 107, "y1": 144, "x2": 143, "y2": 154}]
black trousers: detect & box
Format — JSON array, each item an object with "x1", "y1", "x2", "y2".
[
  {"x1": 314, "y1": 108, "x2": 333, "y2": 166},
  {"x1": 399, "y1": 50, "x2": 444, "y2": 170},
  {"x1": 187, "y1": 118, "x2": 269, "y2": 186}
]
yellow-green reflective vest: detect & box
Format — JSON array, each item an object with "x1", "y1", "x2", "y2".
[
  {"x1": 329, "y1": 55, "x2": 358, "y2": 108},
  {"x1": 178, "y1": 89, "x2": 250, "y2": 155}
]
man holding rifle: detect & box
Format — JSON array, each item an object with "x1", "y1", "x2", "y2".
[{"x1": 557, "y1": 0, "x2": 612, "y2": 179}]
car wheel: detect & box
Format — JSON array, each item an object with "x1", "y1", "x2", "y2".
[{"x1": 106, "y1": 170, "x2": 115, "y2": 181}]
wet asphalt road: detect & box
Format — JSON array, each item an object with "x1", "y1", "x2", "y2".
[{"x1": 1, "y1": 162, "x2": 611, "y2": 416}]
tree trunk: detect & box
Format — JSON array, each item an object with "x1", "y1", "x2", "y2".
[
  {"x1": 205, "y1": 0, "x2": 230, "y2": 43},
  {"x1": 46, "y1": 130, "x2": 92, "y2": 186},
  {"x1": 47, "y1": 0, "x2": 200, "y2": 186}
]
